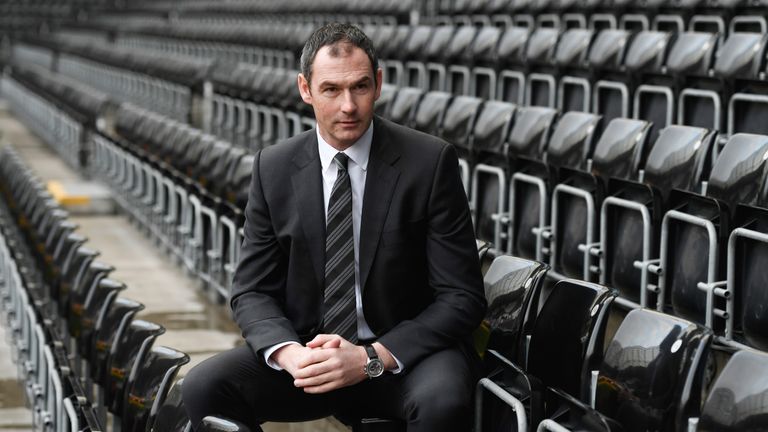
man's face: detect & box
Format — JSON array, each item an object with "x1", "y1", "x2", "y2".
[{"x1": 298, "y1": 44, "x2": 382, "y2": 150}]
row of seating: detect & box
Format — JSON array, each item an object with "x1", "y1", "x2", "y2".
[
  {"x1": 0, "y1": 144, "x2": 193, "y2": 432},
  {"x1": 8, "y1": 28, "x2": 768, "y2": 354},
  {"x1": 95, "y1": 19, "x2": 768, "y2": 145}
]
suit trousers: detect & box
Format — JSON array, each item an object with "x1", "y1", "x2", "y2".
[{"x1": 182, "y1": 344, "x2": 477, "y2": 432}]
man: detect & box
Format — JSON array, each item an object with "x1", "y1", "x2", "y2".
[{"x1": 183, "y1": 23, "x2": 486, "y2": 431}]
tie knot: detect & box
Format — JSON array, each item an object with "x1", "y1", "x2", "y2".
[{"x1": 333, "y1": 152, "x2": 349, "y2": 171}]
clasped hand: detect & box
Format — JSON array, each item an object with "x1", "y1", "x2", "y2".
[{"x1": 273, "y1": 334, "x2": 368, "y2": 394}]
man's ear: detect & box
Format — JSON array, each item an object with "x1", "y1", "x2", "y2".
[
  {"x1": 298, "y1": 73, "x2": 312, "y2": 105},
  {"x1": 374, "y1": 68, "x2": 383, "y2": 101}
]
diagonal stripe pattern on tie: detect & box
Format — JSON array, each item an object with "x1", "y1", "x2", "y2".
[{"x1": 323, "y1": 152, "x2": 358, "y2": 343}]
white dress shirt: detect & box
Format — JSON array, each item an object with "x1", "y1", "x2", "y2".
[{"x1": 264, "y1": 123, "x2": 402, "y2": 373}]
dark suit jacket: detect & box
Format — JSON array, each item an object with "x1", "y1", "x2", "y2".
[{"x1": 230, "y1": 116, "x2": 486, "y2": 370}]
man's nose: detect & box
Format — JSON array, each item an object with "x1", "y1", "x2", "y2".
[{"x1": 340, "y1": 90, "x2": 357, "y2": 113}]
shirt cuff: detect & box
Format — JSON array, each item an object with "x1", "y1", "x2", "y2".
[
  {"x1": 389, "y1": 353, "x2": 404, "y2": 374},
  {"x1": 263, "y1": 341, "x2": 301, "y2": 370}
]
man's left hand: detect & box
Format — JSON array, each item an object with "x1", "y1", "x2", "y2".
[{"x1": 292, "y1": 334, "x2": 367, "y2": 393}]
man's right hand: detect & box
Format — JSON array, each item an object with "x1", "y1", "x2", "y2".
[{"x1": 271, "y1": 343, "x2": 317, "y2": 377}]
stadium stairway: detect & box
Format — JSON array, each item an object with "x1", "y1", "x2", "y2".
[{"x1": 0, "y1": 91, "x2": 346, "y2": 432}]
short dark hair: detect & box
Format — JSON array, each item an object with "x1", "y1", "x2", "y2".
[{"x1": 300, "y1": 23, "x2": 378, "y2": 87}]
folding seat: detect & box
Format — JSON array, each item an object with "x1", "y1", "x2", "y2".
[
  {"x1": 421, "y1": 24, "x2": 458, "y2": 92},
  {"x1": 151, "y1": 379, "x2": 191, "y2": 432},
  {"x1": 77, "y1": 277, "x2": 126, "y2": 366},
  {"x1": 412, "y1": 90, "x2": 454, "y2": 139},
  {"x1": 57, "y1": 246, "x2": 100, "y2": 320},
  {"x1": 400, "y1": 25, "x2": 436, "y2": 89},
  {"x1": 597, "y1": 126, "x2": 716, "y2": 308},
  {"x1": 476, "y1": 279, "x2": 615, "y2": 431},
  {"x1": 690, "y1": 349, "x2": 768, "y2": 431},
  {"x1": 555, "y1": 28, "x2": 595, "y2": 113},
  {"x1": 466, "y1": 25, "x2": 502, "y2": 101},
  {"x1": 625, "y1": 30, "x2": 675, "y2": 144},
  {"x1": 588, "y1": 29, "x2": 634, "y2": 125},
  {"x1": 375, "y1": 25, "x2": 413, "y2": 86},
  {"x1": 695, "y1": 191, "x2": 768, "y2": 351},
  {"x1": 439, "y1": 95, "x2": 484, "y2": 193},
  {"x1": 67, "y1": 260, "x2": 114, "y2": 339},
  {"x1": 443, "y1": 26, "x2": 481, "y2": 96},
  {"x1": 524, "y1": 27, "x2": 561, "y2": 109},
  {"x1": 640, "y1": 134, "x2": 768, "y2": 329},
  {"x1": 546, "y1": 118, "x2": 651, "y2": 282},
  {"x1": 385, "y1": 86, "x2": 424, "y2": 128},
  {"x1": 505, "y1": 107, "x2": 562, "y2": 261},
  {"x1": 469, "y1": 101, "x2": 516, "y2": 253},
  {"x1": 545, "y1": 308, "x2": 712, "y2": 432},
  {"x1": 105, "y1": 319, "x2": 166, "y2": 423},
  {"x1": 122, "y1": 346, "x2": 190, "y2": 432},
  {"x1": 665, "y1": 31, "x2": 721, "y2": 130},
  {"x1": 496, "y1": 26, "x2": 532, "y2": 105},
  {"x1": 715, "y1": 32, "x2": 768, "y2": 139},
  {"x1": 374, "y1": 83, "x2": 397, "y2": 119},
  {"x1": 91, "y1": 298, "x2": 145, "y2": 399}
]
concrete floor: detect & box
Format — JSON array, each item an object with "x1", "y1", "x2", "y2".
[{"x1": 0, "y1": 103, "x2": 348, "y2": 431}]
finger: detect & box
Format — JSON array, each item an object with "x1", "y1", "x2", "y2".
[
  {"x1": 292, "y1": 359, "x2": 336, "y2": 379},
  {"x1": 294, "y1": 369, "x2": 340, "y2": 389},
  {"x1": 303, "y1": 381, "x2": 341, "y2": 394},
  {"x1": 320, "y1": 338, "x2": 342, "y2": 349},
  {"x1": 305, "y1": 334, "x2": 335, "y2": 348},
  {"x1": 295, "y1": 347, "x2": 334, "y2": 369}
]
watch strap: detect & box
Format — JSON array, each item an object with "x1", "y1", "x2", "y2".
[{"x1": 364, "y1": 344, "x2": 378, "y2": 360}]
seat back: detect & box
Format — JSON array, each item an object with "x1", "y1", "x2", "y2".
[
  {"x1": 106, "y1": 319, "x2": 165, "y2": 415},
  {"x1": 151, "y1": 378, "x2": 190, "y2": 432},
  {"x1": 441, "y1": 96, "x2": 483, "y2": 159},
  {"x1": 546, "y1": 112, "x2": 603, "y2": 172},
  {"x1": 507, "y1": 106, "x2": 559, "y2": 162},
  {"x1": 92, "y1": 297, "x2": 144, "y2": 385},
  {"x1": 470, "y1": 102, "x2": 516, "y2": 248},
  {"x1": 374, "y1": 83, "x2": 397, "y2": 119},
  {"x1": 591, "y1": 118, "x2": 653, "y2": 182},
  {"x1": 528, "y1": 279, "x2": 615, "y2": 402},
  {"x1": 643, "y1": 126, "x2": 716, "y2": 201},
  {"x1": 482, "y1": 255, "x2": 549, "y2": 362},
  {"x1": 595, "y1": 309, "x2": 712, "y2": 432},
  {"x1": 413, "y1": 91, "x2": 453, "y2": 137},
  {"x1": 729, "y1": 209, "x2": 768, "y2": 351},
  {"x1": 697, "y1": 349, "x2": 768, "y2": 432},
  {"x1": 123, "y1": 346, "x2": 190, "y2": 432},
  {"x1": 388, "y1": 87, "x2": 425, "y2": 127}
]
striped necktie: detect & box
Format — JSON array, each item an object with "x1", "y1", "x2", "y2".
[{"x1": 323, "y1": 152, "x2": 358, "y2": 343}]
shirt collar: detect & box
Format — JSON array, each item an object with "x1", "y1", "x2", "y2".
[{"x1": 317, "y1": 121, "x2": 373, "y2": 173}]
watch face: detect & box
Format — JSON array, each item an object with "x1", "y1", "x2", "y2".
[{"x1": 367, "y1": 359, "x2": 385, "y2": 378}]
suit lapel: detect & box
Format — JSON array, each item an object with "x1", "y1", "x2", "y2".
[
  {"x1": 291, "y1": 134, "x2": 326, "y2": 291},
  {"x1": 360, "y1": 118, "x2": 401, "y2": 292}
]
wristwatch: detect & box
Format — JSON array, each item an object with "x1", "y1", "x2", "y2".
[{"x1": 363, "y1": 344, "x2": 385, "y2": 379}]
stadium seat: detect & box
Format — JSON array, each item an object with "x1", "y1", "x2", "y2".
[
  {"x1": 588, "y1": 29, "x2": 633, "y2": 124},
  {"x1": 525, "y1": 27, "x2": 560, "y2": 109},
  {"x1": 652, "y1": 134, "x2": 768, "y2": 328},
  {"x1": 151, "y1": 378, "x2": 192, "y2": 432},
  {"x1": 470, "y1": 100, "x2": 516, "y2": 252},
  {"x1": 625, "y1": 30, "x2": 674, "y2": 144},
  {"x1": 505, "y1": 106, "x2": 560, "y2": 261},
  {"x1": 599, "y1": 125, "x2": 716, "y2": 308},
  {"x1": 692, "y1": 349, "x2": 768, "y2": 431},
  {"x1": 122, "y1": 346, "x2": 190, "y2": 432},
  {"x1": 439, "y1": 95, "x2": 483, "y2": 190},
  {"x1": 477, "y1": 279, "x2": 615, "y2": 431},
  {"x1": 555, "y1": 28, "x2": 595, "y2": 113},
  {"x1": 496, "y1": 26, "x2": 532, "y2": 105},
  {"x1": 545, "y1": 308, "x2": 712, "y2": 431},
  {"x1": 386, "y1": 86, "x2": 425, "y2": 128},
  {"x1": 105, "y1": 319, "x2": 165, "y2": 418},
  {"x1": 548, "y1": 118, "x2": 651, "y2": 282},
  {"x1": 479, "y1": 255, "x2": 549, "y2": 363}
]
